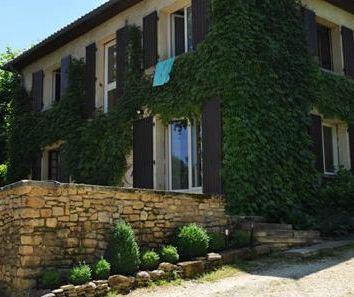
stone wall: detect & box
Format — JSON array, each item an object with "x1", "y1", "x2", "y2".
[{"x1": 0, "y1": 181, "x2": 229, "y2": 297}]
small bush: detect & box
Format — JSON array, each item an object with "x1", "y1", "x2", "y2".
[
  {"x1": 94, "y1": 257, "x2": 111, "y2": 279},
  {"x1": 231, "y1": 230, "x2": 250, "y2": 248},
  {"x1": 0, "y1": 164, "x2": 7, "y2": 187},
  {"x1": 41, "y1": 269, "x2": 60, "y2": 289},
  {"x1": 161, "y1": 245, "x2": 179, "y2": 264},
  {"x1": 208, "y1": 232, "x2": 226, "y2": 252},
  {"x1": 141, "y1": 250, "x2": 160, "y2": 270},
  {"x1": 175, "y1": 224, "x2": 209, "y2": 259},
  {"x1": 69, "y1": 263, "x2": 92, "y2": 285},
  {"x1": 105, "y1": 220, "x2": 140, "y2": 275}
]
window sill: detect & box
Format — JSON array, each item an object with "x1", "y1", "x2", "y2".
[{"x1": 320, "y1": 68, "x2": 345, "y2": 78}]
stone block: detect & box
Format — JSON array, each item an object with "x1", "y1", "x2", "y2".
[
  {"x1": 136, "y1": 271, "x2": 151, "y2": 286},
  {"x1": 46, "y1": 218, "x2": 58, "y2": 228},
  {"x1": 52, "y1": 207, "x2": 64, "y2": 216},
  {"x1": 26, "y1": 196, "x2": 45, "y2": 208},
  {"x1": 149, "y1": 270, "x2": 166, "y2": 281},
  {"x1": 40, "y1": 209, "x2": 52, "y2": 218},
  {"x1": 158, "y1": 262, "x2": 178, "y2": 273},
  {"x1": 108, "y1": 275, "x2": 135, "y2": 291},
  {"x1": 178, "y1": 261, "x2": 204, "y2": 278}
]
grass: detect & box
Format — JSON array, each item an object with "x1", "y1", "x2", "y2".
[{"x1": 105, "y1": 244, "x2": 354, "y2": 296}]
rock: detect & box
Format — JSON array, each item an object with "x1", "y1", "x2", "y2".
[
  {"x1": 149, "y1": 269, "x2": 166, "y2": 281},
  {"x1": 207, "y1": 253, "x2": 222, "y2": 261},
  {"x1": 108, "y1": 275, "x2": 135, "y2": 291},
  {"x1": 60, "y1": 284, "x2": 75, "y2": 291},
  {"x1": 41, "y1": 294, "x2": 55, "y2": 297},
  {"x1": 205, "y1": 253, "x2": 223, "y2": 271},
  {"x1": 178, "y1": 261, "x2": 204, "y2": 278},
  {"x1": 158, "y1": 262, "x2": 178, "y2": 273},
  {"x1": 136, "y1": 271, "x2": 151, "y2": 286}
]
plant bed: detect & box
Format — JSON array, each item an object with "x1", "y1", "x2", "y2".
[{"x1": 40, "y1": 245, "x2": 273, "y2": 297}]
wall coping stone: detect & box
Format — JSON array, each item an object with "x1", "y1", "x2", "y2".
[{"x1": 0, "y1": 180, "x2": 224, "y2": 201}]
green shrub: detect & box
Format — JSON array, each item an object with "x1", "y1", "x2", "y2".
[
  {"x1": 208, "y1": 232, "x2": 226, "y2": 252},
  {"x1": 231, "y1": 230, "x2": 250, "y2": 248},
  {"x1": 105, "y1": 220, "x2": 140, "y2": 275},
  {"x1": 161, "y1": 245, "x2": 179, "y2": 264},
  {"x1": 94, "y1": 257, "x2": 111, "y2": 279},
  {"x1": 175, "y1": 224, "x2": 209, "y2": 259},
  {"x1": 0, "y1": 164, "x2": 7, "y2": 187},
  {"x1": 141, "y1": 250, "x2": 160, "y2": 270},
  {"x1": 69, "y1": 263, "x2": 92, "y2": 285},
  {"x1": 41, "y1": 269, "x2": 60, "y2": 289}
]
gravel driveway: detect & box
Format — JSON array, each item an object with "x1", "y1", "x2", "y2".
[{"x1": 126, "y1": 247, "x2": 354, "y2": 297}]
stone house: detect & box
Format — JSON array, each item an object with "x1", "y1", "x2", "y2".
[{"x1": 2, "y1": 0, "x2": 354, "y2": 193}]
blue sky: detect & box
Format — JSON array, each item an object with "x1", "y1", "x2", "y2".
[{"x1": 0, "y1": 0, "x2": 107, "y2": 53}]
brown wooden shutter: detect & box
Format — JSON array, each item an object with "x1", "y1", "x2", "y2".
[
  {"x1": 60, "y1": 55, "x2": 71, "y2": 99},
  {"x1": 202, "y1": 98, "x2": 223, "y2": 195},
  {"x1": 192, "y1": 0, "x2": 210, "y2": 50},
  {"x1": 58, "y1": 147, "x2": 70, "y2": 183},
  {"x1": 309, "y1": 114, "x2": 324, "y2": 173},
  {"x1": 342, "y1": 26, "x2": 354, "y2": 77},
  {"x1": 31, "y1": 153, "x2": 42, "y2": 180},
  {"x1": 303, "y1": 8, "x2": 318, "y2": 57},
  {"x1": 133, "y1": 117, "x2": 154, "y2": 189},
  {"x1": 116, "y1": 26, "x2": 128, "y2": 101},
  {"x1": 32, "y1": 70, "x2": 44, "y2": 112},
  {"x1": 348, "y1": 124, "x2": 354, "y2": 172},
  {"x1": 143, "y1": 11, "x2": 158, "y2": 69},
  {"x1": 85, "y1": 43, "x2": 96, "y2": 118}
]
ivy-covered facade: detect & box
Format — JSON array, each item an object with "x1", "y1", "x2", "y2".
[{"x1": 2, "y1": 0, "x2": 354, "y2": 221}]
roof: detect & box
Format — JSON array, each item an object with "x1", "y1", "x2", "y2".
[
  {"x1": 326, "y1": 0, "x2": 354, "y2": 14},
  {"x1": 1, "y1": 0, "x2": 353, "y2": 72},
  {"x1": 1, "y1": 0, "x2": 142, "y2": 72}
]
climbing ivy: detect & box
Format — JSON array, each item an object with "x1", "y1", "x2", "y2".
[
  {"x1": 6, "y1": 26, "x2": 145, "y2": 186},
  {"x1": 5, "y1": 0, "x2": 354, "y2": 224}
]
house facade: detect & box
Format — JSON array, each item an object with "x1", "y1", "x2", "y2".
[{"x1": 3, "y1": 0, "x2": 354, "y2": 195}]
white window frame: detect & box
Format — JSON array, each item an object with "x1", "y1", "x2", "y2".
[
  {"x1": 168, "y1": 120, "x2": 202, "y2": 193},
  {"x1": 104, "y1": 40, "x2": 117, "y2": 113},
  {"x1": 169, "y1": 6, "x2": 192, "y2": 57},
  {"x1": 322, "y1": 123, "x2": 339, "y2": 175}
]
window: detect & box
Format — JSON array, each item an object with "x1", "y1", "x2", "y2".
[
  {"x1": 317, "y1": 23, "x2": 333, "y2": 71},
  {"x1": 322, "y1": 122, "x2": 350, "y2": 175},
  {"x1": 52, "y1": 68, "x2": 61, "y2": 102},
  {"x1": 48, "y1": 150, "x2": 60, "y2": 181},
  {"x1": 170, "y1": 6, "x2": 193, "y2": 57},
  {"x1": 104, "y1": 40, "x2": 116, "y2": 112},
  {"x1": 169, "y1": 119, "x2": 202, "y2": 191}
]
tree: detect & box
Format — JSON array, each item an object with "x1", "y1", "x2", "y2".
[{"x1": 0, "y1": 48, "x2": 20, "y2": 164}]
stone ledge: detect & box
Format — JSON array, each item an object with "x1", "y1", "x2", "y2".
[{"x1": 0, "y1": 180, "x2": 224, "y2": 201}]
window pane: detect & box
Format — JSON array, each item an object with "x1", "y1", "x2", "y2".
[
  {"x1": 186, "y1": 6, "x2": 193, "y2": 52},
  {"x1": 317, "y1": 24, "x2": 332, "y2": 70},
  {"x1": 171, "y1": 120, "x2": 189, "y2": 190},
  {"x1": 107, "y1": 45, "x2": 116, "y2": 83},
  {"x1": 54, "y1": 69, "x2": 61, "y2": 102},
  {"x1": 323, "y1": 126, "x2": 335, "y2": 173},
  {"x1": 174, "y1": 14, "x2": 185, "y2": 56},
  {"x1": 191, "y1": 120, "x2": 202, "y2": 187}
]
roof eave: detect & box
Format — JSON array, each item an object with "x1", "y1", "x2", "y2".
[{"x1": 5, "y1": 0, "x2": 142, "y2": 72}]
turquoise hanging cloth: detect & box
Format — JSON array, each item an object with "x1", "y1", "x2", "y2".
[{"x1": 153, "y1": 57, "x2": 176, "y2": 87}]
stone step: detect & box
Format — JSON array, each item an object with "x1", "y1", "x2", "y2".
[
  {"x1": 254, "y1": 230, "x2": 321, "y2": 239},
  {"x1": 284, "y1": 238, "x2": 354, "y2": 258},
  {"x1": 240, "y1": 222, "x2": 293, "y2": 231},
  {"x1": 255, "y1": 238, "x2": 322, "y2": 247}
]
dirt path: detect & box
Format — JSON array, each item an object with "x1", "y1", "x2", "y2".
[{"x1": 126, "y1": 247, "x2": 354, "y2": 297}]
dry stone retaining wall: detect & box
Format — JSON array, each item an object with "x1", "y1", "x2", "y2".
[{"x1": 0, "y1": 181, "x2": 229, "y2": 297}]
